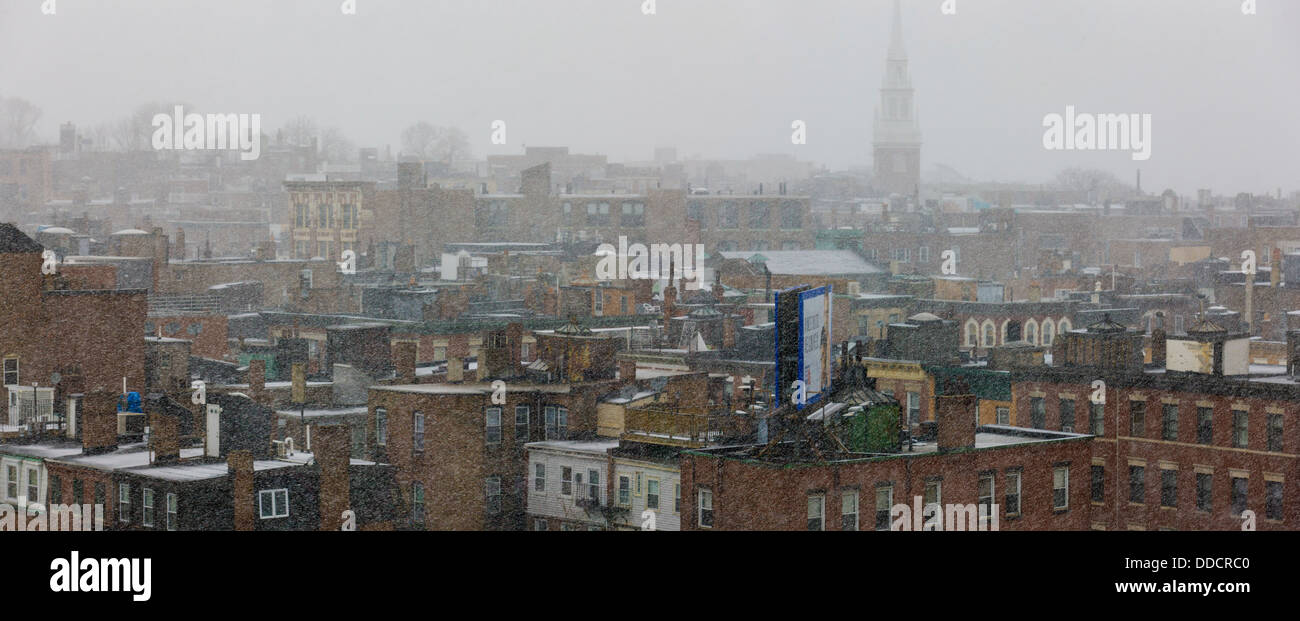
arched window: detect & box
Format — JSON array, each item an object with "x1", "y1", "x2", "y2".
[
  {"x1": 1025, "y1": 319, "x2": 1039, "y2": 345},
  {"x1": 1041, "y1": 319, "x2": 1055, "y2": 346},
  {"x1": 965, "y1": 320, "x2": 979, "y2": 347},
  {"x1": 982, "y1": 320, "x2": 996, "y2": 348},
  {"x1": 1058, "y1": 318, "x2": 1072, "y2": 334}
]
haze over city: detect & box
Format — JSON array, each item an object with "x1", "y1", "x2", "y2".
[{"x1": 1, "y1": 0, "x2": 1296, "y2": 195}]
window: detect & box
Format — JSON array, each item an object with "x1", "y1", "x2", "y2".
[
  {"x1": 978, "y1": 474, "x2": 995, "y2": 523},
  {"x1": 166, "y1": 493, "x2": 177, "y2": 531},
  {"x1": 1232, "y1": 410, "x2": 1248, "y2": 448},
  {"x1": 1161, "y1": 469, "x2": 1178, "y2": 508},
  {"x1": 142, "y1": 488, "x2": 155, "y2": 526},
  {"x1": 486, "y1": 476, "x2": 501, "y2": 515},
  {"x1": 561, "y1": 467, "x2": 573, "y2": 496},
  {"x1": 1053, "y1": 467, "x2": 1069, "y2": 511},
  {"x1": 534, "y1": 518, "x2": 548, "y2": 531},
  {"x1": 892, "y1": 247, "x2": 910, "y2": 262},
  {"x1": 119, "y1": 483, "x2": 130, "y2": 524},
  {"x1": 1266, "y1": 481, "x2": 1283, "y2": 521},
  {"x1": 375, "y1": 408, "x2": 387, "y2": 446},
  {"x1": 646, "y1": 479, "x2": 659, "y2": 509},
  {"x1": 26, "y1": 468, "x2": 38, "y2": 504},
  {"x1": 4, "y1": 356, "x2": 18, "y2": 386},
  {"x1": 1090, "y1": 402, "x2": 1104, "y2": 435},
  {"x1": 687, "y1": 202, "x2": 706, "y2": 227},
  {"x1": 73, "y1": 479, "x2": 83, "y2": 504},
  {"x1": 587, "y1": 469, "x2": 600, "y2": 501},
  {"x1": 1091, "y1": 466, "x2": 1105, "y2": 503},
  {"x1": 875, "y1": 485, "x2": 894, "y2": 531},
  {"x1": 1197, "y1": 407, "x2": 1213, "y2": 445},
  {"x1": 917, "y1": 246, "x2": 930, "y2": 263},
  {"x1": 1267, "y1": 414, "x2": 1283, "y2": 452},
  {"x1": 841, "y1": 490, "x2": 859, "y2": 531},
  {"x1": 1129, "y1": 466, "x2": 1145, "y2": 504},
  {"x1": 996, "y1": 407, "x2": 1010, "y2": 425},
  {"x1": 1231, "y1": 477, "x2": 1248, "y2": 517},
  {"x1": 617, "y1": 475, "x2": 630, "y2": 507},
  {"x1": 93, "y1": 482, "x2": 104, "y2": 510},
  {"x1": 1059, "y1": 399, "x2": 1075, "y2": 433},
  {"x1": 586, "y1": 202, "x2": 610, "y2": 226},
  {"x1": 698, "y1": 488, "x2": 714, "y2": 528},
  {"x1": 544, "y1": 406, "x2": 567, "y2": 440},
  {"x1": 807, "y1": 494, "x2": 825, "y2": 531},
  {"x1": 616, "y1": 201, "x2": 642, "y2": 226},
  {"x1": 922, "y1": 481, "x2": 942, "y2": 529},
  {"x1": 1030, "y1": 397, "x2": 1045, "y2": 429},
  {"x1": 1005, "y1": 471, "x2": 1021, "y2": 517},
  {"x1": 1129, "y1": 401, "x2": 1145, "y2": 437},
  {"x1": 675, "y1": 484, "x2": 680, "y2": 513},
  {"x1": 50, "y1": 474, "x2": 62, "y2": 505},
  {"x1": 258, "y1": 489, "x2": 289, "y2": 519},
  {"x1": 780, "y1": 202, "x2": 802, "y2": 229},
  {"x1": 906, "y1": 392, "x2": 920, "y2": 426},
  {"x1": 983, "y1": 323, "x2": 995, "y2": 347},
  {"x1": 749, "y1": 203, "x2": 769, "y2": 229},
  {"x1": 515, "y1": 406, "x2": 530, "y2": 441},
  {"x1": 719, "y1": 204, "x2": 739, "y2": 229},
  {"x1": 413, "y1": 412, "x2": 425, "y2": 452},
  {"x1": 1162, "y1": 405, "x2": 1179, "y2": 441},
  {"x1": 1196, "y1": 473, "x2": 1212, "y2": 512},
  {"x1": 485, "y1": 407, "x2": 502, "y2": 445}
]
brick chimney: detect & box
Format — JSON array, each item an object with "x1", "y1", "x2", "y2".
[
  {"x1": 248, "y1": 358, "x2": 268, "y2": 405},
  {"x1": 81, "y1": 391, "x2": 119, "y2": 455},
  {"x1": 723, "y1": 316, "x2": 736, "y2": 349},
  {"x1": 315, "y1": 425, "x2": 351, "y2": 531},
  {"x1": 394, "y1": 341, "x2": 417, "y2": 384},
  {"x1": 1151, "y1": 313, "x2": 1167, "y2": 367},
  {"x1": 229, "y1": 450, "x2": 255, "y2": 531},
  {"x1": 935, "y1": 381, "x2": 977, "y2": 452},
  {"x1": 1272, "y1": 248, "x2": 1282, "y2": 287},
  {"x1": 618, "y1": 358, "x2": 637, "y2": 382},
  {"x1": 149, "y1": 412, "x2": 180, "y2": 464}
]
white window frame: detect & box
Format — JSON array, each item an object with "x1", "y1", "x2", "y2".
[
  {"x1": 646, "y1": 477, "x2": 660, "y2": 510},
  {"x1": 875, "y1": 485, "x2": 893, "y2": 531},
  {"x1": 807, "y1": 494, "x2": 826, "y2": 531},
  {"x1": 413, "y1": 411, "x2": 425, "y2": 452},
  {"x1": 698, "y1": 487, "x2": 714, "y2": 528},
  {"x1": 166, "y1": 492, "x2": 177, "y2": 531},
  {"x1": 1053, "y1": 466, "x2": 1070, "y2": 511},
  {"x1": 561, "y1": 466, "x2": 573, "y2": 497},
  {"x1": 259, "y1": 488, "x2": 289, "y2": 519},
  {"x1": 375, "y1": 407, "x2": 387, "y2": 446},
  {"x1": 119, "y1": 482, "x2": 131, "y2": 524},
  {"x1": 1006, "y1": 471, "x2": 1022, "y2": 517},
  {"x1": 841, "y1": 490, "x2": 859, "y2": 531},
  {"x1": 617, "y1": 475, "x2": 631, "y2": 507},
  {"x1": 534, "y1": 463, "x2": 546, "y2": 493},
  {"x1": 142, "y1": 488, "x2": 155, "y2": 527}
]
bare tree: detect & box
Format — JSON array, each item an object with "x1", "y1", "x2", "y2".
[
  {"x1": 401, "y1": 121, "x2": 472, "y2": 163},
  {"x1": 0, "y1": 96, "x2": 43, "y2": 149},
  {"x1": 319, "y1": 126, "x2": 356, "y2": 163},
  {"x1": 281, "y1": 116, "x2": 319, "y2": 148},
  {"x1": 1054, "y1": 167, "x2": 1133, "y2": 200}
]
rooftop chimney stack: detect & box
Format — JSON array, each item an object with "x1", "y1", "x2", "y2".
[
  {"x1": 315, "y1": 425, "x2": 351, "y2": 531},
  {"x1": 230, "y1": 450, "x2": 255, "y2": 531},
  {"x1": 935, "y1": 379, "x2": 977, "y2": 452},
  {"x1": 394, "y1": 341, "x2": 417, "y2": 384}
]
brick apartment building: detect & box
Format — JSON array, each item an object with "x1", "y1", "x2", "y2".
[
  {"x1": 1012, "y1": 316, "x2": 1300, "y2": 530},
  {"x1": 679, "y1": 392, "x2": 1093, "y2": 531},
  {"x1": 0, "y1": 223, "x2": 146, "y2": 453}
]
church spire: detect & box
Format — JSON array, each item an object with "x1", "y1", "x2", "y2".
[{"x1": 887, "y1": 0, "x2": 907, "y2": 61}]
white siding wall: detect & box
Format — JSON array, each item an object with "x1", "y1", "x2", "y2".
[
  {"x1": 526, "y1": 448, "x2": 608, "y2": 528},
  {"x1": 613, "y1": 461, "x2": 681, "y2": 532}
]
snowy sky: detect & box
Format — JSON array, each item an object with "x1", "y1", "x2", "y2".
[{"x1": 1, "y1": 0, "x2": 1296, "y2": 195}]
